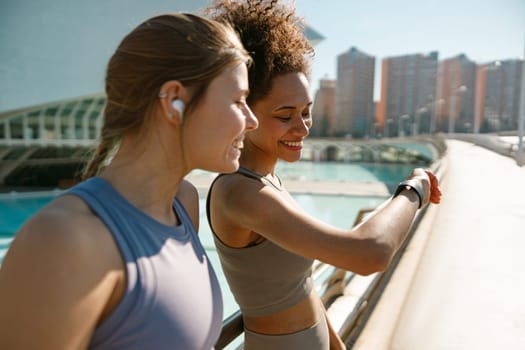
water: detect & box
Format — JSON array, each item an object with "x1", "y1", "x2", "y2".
[
  {"x1": 0, "y1": 161, "x2": 411, "y2": 319},
  {"x1": 0, "y1": 191, "x2": 63, "y2": 263},
  {"x1": 276, "y1": 160, "x2": 417, "y2": 183}
]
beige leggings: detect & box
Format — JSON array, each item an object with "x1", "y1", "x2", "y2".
[{"x1": 242, "y1": 312, "x2": 329, "y2": 350}]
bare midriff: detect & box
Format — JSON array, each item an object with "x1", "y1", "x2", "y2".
[{"x1": 242, "y1": 290, "x2": 322, "y2": 335}]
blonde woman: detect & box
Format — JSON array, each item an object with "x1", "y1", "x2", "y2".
[{"x1": 0, "y1": 13, "x2": 257, "y2": 349}]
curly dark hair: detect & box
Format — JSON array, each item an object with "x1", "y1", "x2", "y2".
[{"x1": 205, "y1": 0, "x2": 314, "y2": 105}]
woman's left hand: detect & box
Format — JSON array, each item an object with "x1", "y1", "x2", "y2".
[
  {"x1": 424, "y1": 168, "x2": 442, "y2": 205},
  {"x1": 406, "y1": 168, "x2": 442, "y2": 207}
]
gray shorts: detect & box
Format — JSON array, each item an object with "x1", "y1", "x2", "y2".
[{"x1": 242, "y1": 312, "x2": 329, "y2": 350}]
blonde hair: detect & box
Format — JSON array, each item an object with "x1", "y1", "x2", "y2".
[{"x1": 82, "y1": 13, "x2": 250, "y2": 179}]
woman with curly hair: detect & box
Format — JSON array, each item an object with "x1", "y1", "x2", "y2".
[{"x1": 205, "y1": 1, "x2": 442, "y2": 349}]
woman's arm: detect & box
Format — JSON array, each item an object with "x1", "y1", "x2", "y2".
[
  {"x1": 212, "y1": 168, "x2": 441, "y2": 275},
  {"x1": 0, "y1": 196, "x2": 122, "y2": 350}
]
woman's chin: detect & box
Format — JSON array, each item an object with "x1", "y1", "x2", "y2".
[
  {"x1": 280, "y1": 154, "x2": 302, "y2": 163},
  {"x1": 219, "y1": 160, "x2": 240, "y2": 174}
]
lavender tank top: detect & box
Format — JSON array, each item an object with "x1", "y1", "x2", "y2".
[{"x1": 67, "y1": 177, "x2": 223, "y2": 350}]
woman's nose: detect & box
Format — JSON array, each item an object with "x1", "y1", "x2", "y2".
[
  {"x1": 293, "y1": 116, "x2": 310, "y2": 137},
  {"x1": 244, "y1": 105, "x2": 258, "y2": 131}
]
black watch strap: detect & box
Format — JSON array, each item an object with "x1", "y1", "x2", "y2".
[{"x1": 393, "y1": 179, "x2": 423, "y2": 208}]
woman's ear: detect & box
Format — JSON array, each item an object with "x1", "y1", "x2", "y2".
[{"x1": 158, "y1": 80, "x2": 187, "y2": 123}]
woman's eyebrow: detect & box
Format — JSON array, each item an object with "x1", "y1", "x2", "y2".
[
  {"x1": 274, "y1": 105, "x2": 296, "y2": 112},
  {"x1": 273, "y1": 100, "x2": 312, "y2": 112}
]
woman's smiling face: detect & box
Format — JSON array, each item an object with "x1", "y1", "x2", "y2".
[
  {"x1": 247, "y1": 72, "x2": 312, "y2": 163},
  {"x1": 182, "y1": 62, "x2": 258, "y2": 173}
]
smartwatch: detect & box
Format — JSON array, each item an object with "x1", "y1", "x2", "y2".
[{"x1": 393, "y1": 179, "x2": 423, "y2": 209}]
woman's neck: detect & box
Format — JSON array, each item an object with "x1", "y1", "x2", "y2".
[
  {"x1": 239, "y1": 141, "x2": 278, "y2": 176},
  {"x1": 98, "y1": 135, "x2": 186, "y2": 226}
]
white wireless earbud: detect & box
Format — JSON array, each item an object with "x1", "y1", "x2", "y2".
[{"x1": 171, "y1": 99, "x2": 185, "y2": 120}]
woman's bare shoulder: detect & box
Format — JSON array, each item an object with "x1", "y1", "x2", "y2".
[
  {"x1": 211, "y1": 172, "x2": 292, "y2": 224},
  {"x1": 7, "y1": 194, "x2": 116, "y2": 270},
  {"x1": 0, "y1": 194, "x2": 123, "y2": 349},
  {"x1": 213, "y1": 172, "x2": 267, "y2": 198},
  {"x1": 25, "y1": 194, "x2": 104, "y2": 238}
]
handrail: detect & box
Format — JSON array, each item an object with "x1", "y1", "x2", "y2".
[
  {"x1": 214, "y1": 207, "x2": 375, "y2": 349},
  {"x1": 215, "y1": 310, "x2": 243, "y2": 349},
  {"x1": 340, "y1": 203, "x2": 430, "y2": 346},
  {"x1": 319, "y1": 207, "x2": 374, "y2": 307},
  {"x1": 340, "y1": 159, "x2": 446, "y2": 347}
]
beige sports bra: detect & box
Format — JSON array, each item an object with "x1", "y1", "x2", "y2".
[{"x1": 206, "y1": 168, "x2": 314, "y2": 317}]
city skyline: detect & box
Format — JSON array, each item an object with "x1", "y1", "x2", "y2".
[
  {"x1": 294, "y1": 0, "x2": 524, "y2": 100},
  {"x1": 312, "y1": 52, "x2": 522, "y2": 138}
]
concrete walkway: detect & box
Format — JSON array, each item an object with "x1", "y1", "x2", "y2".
[{"x1": 353, "y1": 140, "x2": 525, "y2": 349}]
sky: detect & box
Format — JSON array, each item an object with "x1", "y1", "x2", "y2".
[
  {"x1": 0, "y1": 0, "x2": 524, "y2": 111},
  {"x1": 293, "y1": 0, "x2": 525, "y2": 100}
]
